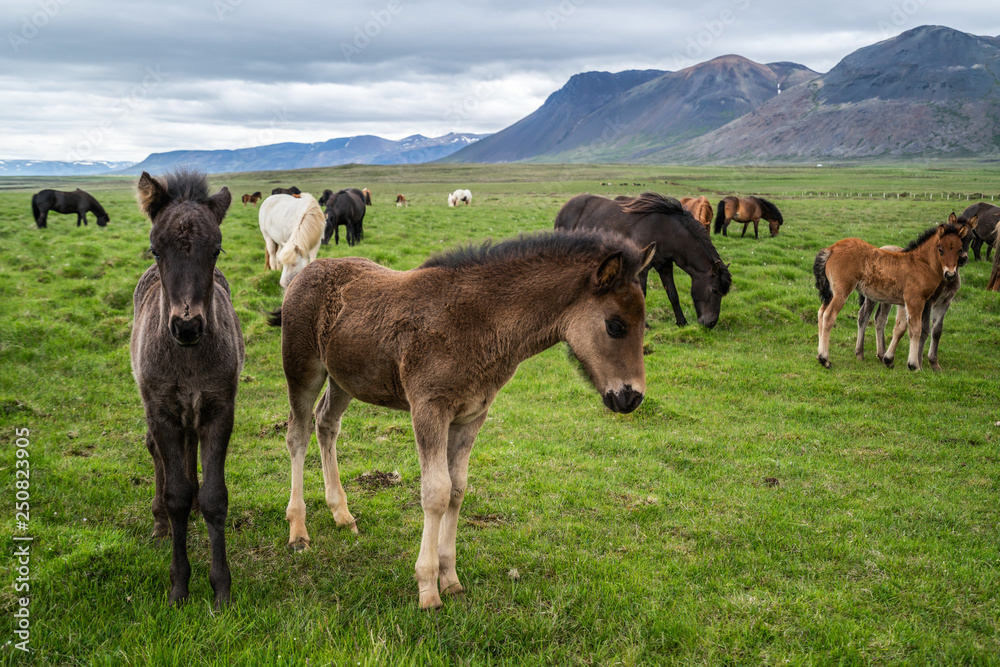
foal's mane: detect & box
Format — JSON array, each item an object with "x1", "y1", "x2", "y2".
[
  {"x1": 420, "y1": 230, "x2": 647, "y2": 276},
  {"x1": 903, "y1": 222, "x2": 962, "y2": 252},
  {"x1": 159, "y1": 168, "x2": 213, "y2": 204}
]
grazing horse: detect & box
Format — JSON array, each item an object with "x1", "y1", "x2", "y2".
[
  {"x1": 855, "y1": 213, "x2": 977, "y2": 371},
  {"x1": 988, "y1": 226, "x2": 1000, "y2": 290},
  {"x1": 555, "y1": 192, "x2": 732, "y2": 328},
  {"x1": 242, "y1": 192, "x2": 262, "y2": 207},
  {"x1": 361, "y1": 188, "x2": 372, "y2": 205},
  {"x1": 448, "y1": 189, "x2": 472, "y2": 206},
  {"x1": 714, "y1": 196, "x2": 784, "y2": 238},
  {"x1": 322, "y1": 188, "x2": 366, "y2": 246},
  {"x1": 960, "y1": 202, "x2": 1000, "y2": 261},
  {"x1": 396, "y1": 194, "x2": 408, "y2": 207},
  {"x1": 814, "y1": 221, "x2": 970, "y2": 370},
  {"x1": 259, "y1": 193, "x2": 325, "y2": 288},
  {"x1": 680, "y1": 196, "x2": 714, "y2": 233},
  {"x1": 31, "y1": 188, "x2": 110, "y2": 228},
  {"x1": 267, "y1": 230, "x2": 654, "y2": 609},
  {"x1": 130, "y1": 169, "x2": 244, "y2": 608},
  {"x1": 271, "y1": 186, "x2": 301, "y2": 196}
]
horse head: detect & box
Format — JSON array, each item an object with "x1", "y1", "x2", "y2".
[
  {"x1": 937, "y1": 220, "x2": 972, "y2": 281},
  {"x1": 690, "y1": 260, "x2": 733, "y2": 329},
  {"x1": 138, "y1": 170, "x2": 231, "y2": 347},
  {"x1": 563, "y1": 241, "x2": 656, "y2": 413},
  {"x1": 948, "y1": 211, "x2": 978, "y2": 268}
]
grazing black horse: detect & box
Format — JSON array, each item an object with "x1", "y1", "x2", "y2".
[
  {"x1": 960, "y1": 202, "x2": 1000, "y2": 261},
  {"x1": 31, "y1": 188, "x2": 110, "y2": 228},
  {"x1": 555, "y1": 192, "x2": 732, "y2": 328},
  {"x1": 322, "y1": 188, "x2": 366, "y2": 246},
  {"x1": 271, "y1": 186, "x2": 301, "y2": 196},
  {"x1": 130, "y1": 169, "x2": 244, "y2": 608}
]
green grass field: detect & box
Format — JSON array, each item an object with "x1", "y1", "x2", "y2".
[{"x1": 1, "y1": 163, "x2": 998, "y2": 665}]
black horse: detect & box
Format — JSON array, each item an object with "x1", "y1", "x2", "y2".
[
  {"x1": 271, "y1": 186, "x2": 301, "y2": 196},
  {"x1": 555, "y1": 192, "x2": 732, "y2": 328},
  {"x1": 31, "y1": 189, "x2": 110, "y2": 228},
  {"x1": 960, "y1": 202, "x2": 1000, "y2": 261},
  {"x1": 322, "y1": 188, "x2": 366, "y2": 246}
]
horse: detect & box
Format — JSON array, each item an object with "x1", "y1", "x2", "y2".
[
  {"x1": 267, "y1": 229, "x2": 654, "y2": 609},
  {"x1": 854, "y1": 212, "x2": 977, "y2": 371},
  {"x1": 130, "y1": 169, "x2": 244, "y2": 608},
  {"x1": 555, "y1": 192, "x2": 732, "y2": 328},
  {"x1": 258, "y1": 193, "x2": 325, "y2": 288},
  {"x1": 713, "y1": 196, "x2": 784, "y2": 238},
  {"x1": 680, "y1": 196, "x2": 714, "y2": 233},
  {"x1": 396, "y1": 194, "x2": 407, "y2": 207},
  {"x1": 448, "y1": 189, "x2": 472, "y2": 207},
  {"x1": 322, "y1": 188, "x2": 366, "y2": 246},
  {"x1": 242, "y1": 192, "x2": 262, "y2": 207},
  {"x1": 960, "y1": 202, "x2": 1000, "y2": 261},
  {"x1": 988, "y1": 226, "x2": 1000, "y2": 291},
  {"x1": 318, "y1": 189, "x2": 334, "y2": 207},
  {"x1": 361, "y1": 188, "x2": 372, "y2": 205},
  {"x1": 814, "y1": 221, "x2": 970, "y2": 371},
  {"x1": 31, "y1": 188, "x2": 110, "y2": 228},
  {"x1": 271, "y1": 186, "x2": 301, "y2": 196}
]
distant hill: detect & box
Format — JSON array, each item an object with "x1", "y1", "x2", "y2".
[
  {"x1": 445, "y1": 57, "x2": 818, "y2": 163},
  {"x1": 653, "y1": 25, "x2": 1000, "y2": 163},
  {"x1": 0, "y1": 159, "x2": 135, "y2": 176},
  {"x1": 122, "y1": 133, "x2": 488, "y2": 175}
]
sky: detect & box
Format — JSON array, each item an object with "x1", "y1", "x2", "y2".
[{"x1": 2, "y1": 0, "x2": 998, "y2": 163}]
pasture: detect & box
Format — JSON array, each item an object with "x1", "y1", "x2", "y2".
[{"x1": 1, "y1": 163, "x2": 998, "y2": 665}]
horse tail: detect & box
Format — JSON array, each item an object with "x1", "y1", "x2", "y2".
[
  {"x1": 277, "y1": 200, "x2": 324, "y2": 266},
  {"x1": 266, "y1": 309, "x2": 282, "y2": 327},
  {"x1": 713, "y1": 200, "x2": 727, "y2": 234},
  {"x1": 813, "y1": 249, "x2": 833, "y2": 305}
]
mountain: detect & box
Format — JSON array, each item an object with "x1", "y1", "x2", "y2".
[
  {"x1": 0, "y1": 159, "x2": 135, "y2": 176},
  {"x1": 620, "y1": 25, "x2": 1000, "y2": 163},
  {"x1": 122, "y1": 133, "x2": 488, "y2": 175},
  {"x1": 445, "y1": 57, "x2": 818, "y2": 163}
]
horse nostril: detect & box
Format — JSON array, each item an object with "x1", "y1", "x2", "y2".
[
  {"x1": 602, "y1": 386, "x2": 645, "y2": 414},
  {"x1": 169, "y1": 315, "x2": 205, "y2": 346}
]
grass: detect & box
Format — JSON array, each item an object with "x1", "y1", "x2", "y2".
[{"x1": 1, "y1": 163, "x2": 999, "y2": 665}]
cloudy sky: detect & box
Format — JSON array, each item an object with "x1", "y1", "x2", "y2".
[{"x1": 3, "y1": 0, "x2": 998, "y2": 163}]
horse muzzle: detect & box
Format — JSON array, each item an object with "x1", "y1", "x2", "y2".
[
  {"x1": 602, "y1": 385, "x2": 644, "y2": 414},
  {"x1": 169, "y1": 314, "x2": 206, "y2": 346},
  {"x1": 943, "y1": 269, "x2": 957, "y2": 281}
]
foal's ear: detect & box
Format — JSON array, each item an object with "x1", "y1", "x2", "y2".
[
  {"x1": 948, "y1": 212, "x2": 958, "y2": 225},
  {"x1": 595, "y1": 251, "x2": 624, "y2": 289},
  {"x1": 207, "y1": 187, "x2": 232, "y2": 225},
  {"x1": 638, "y1": 243, "x2": 656, "y2": 273},
  {"x1": 137, "y1": 171, "x2": 170, "y2": 221},
  {"x1": 966, "y1": 215, "x2": 978, "y2": 232}
]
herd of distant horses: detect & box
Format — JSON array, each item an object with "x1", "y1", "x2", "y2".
[{"x1": 23, "y1": 171, "x2": 1000, "y2": 610}]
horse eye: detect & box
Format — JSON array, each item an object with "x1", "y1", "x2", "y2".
[
  {"x1": 605, "y1": 319, "x2": 627, "y2": 338},
  {"x1": 213, "y1": 248, "x2": 222, "y2": 259},
  {"x1": 149, "y1": 248, "x2": 160, "y2": 260}
]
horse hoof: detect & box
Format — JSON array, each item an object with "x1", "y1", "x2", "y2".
[
  {"x1": 288, "y1": 537, "x2": 310, "y2": 552},
  {"x1": 441, "y1": 582, "x2": 466, "y2": 597},
  {"x1": 907, "y1": 363, "x2": 919, "y2": 372},
  {"x1": 419, "y1": 592, "x2": 444, "y2": 611},
  {"x1": 818, "y1": 356, "x2": 831, "y2": 369}
]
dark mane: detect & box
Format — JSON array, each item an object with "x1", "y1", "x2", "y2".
[
  {"x1": 78, "y1": 189, "x2": 108, "y2": 216},
  {"x1": 904, "y1": 223, "x2": 961, "y2": 252},
  {"x1": 421, "y1": 230, "x2": 647, "y2": 276},
  {"x1": 160, "y1": 168, "x2": 212, "y2": 204},
  {"x1": 753, "y1": 196, "x2": 783, "y2": 223},
  {"x1": 621, "y1": 191, "x2": 685, "y2": 217}
]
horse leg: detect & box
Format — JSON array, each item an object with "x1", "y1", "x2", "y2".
[
  {"x1": 657, "y1": 263, "x2": 688, "y2": 327},
  {"x1": 740, "y1": 221, "x2": 749, "y2": 238},
  {"x1": 145, "y1": 429, "x2": 170, "y2": 538},
  {"x1": 315, "y1": 383, "x2": 357, "y2": 532},
  {"x1": 149, "y1": 421, "x2": 195, "y2": 604},
  {"x1": 284, "y1": 363, "x2": 329, "y2": 551},
  {"x1": 198, "y1": 411, "x2": 233, "y2": 608},
  {"x1": 903, "y1": 300, "x2": 929, "y2": 371},
  {"x1": 410, "y1": 406, "x2": 453, "y2": 610},
  {"x1": 438, "y1": 412, "x2": 489, "y2": 599},
  {"x1": 817, "y1": 291, "x2": 849, "y2": 368},
  {"x1": 855, "y1": 296, "x2": 877, "y2": 360},
  {"x1": 264, "y1": 237, "x2": 280, "y2": 271},
  {"x1": 753, "y1": 220, "x2": 760, "y2": 239},
  {"x1": 882, "y1": 305, "x2": 909, "y2": 369},
  {"x1": 874, "y1": 302, "x2": 893, "y2": 359},
  {"x1": 185, "y1": 431, "x2": 200, "y2": 514}
]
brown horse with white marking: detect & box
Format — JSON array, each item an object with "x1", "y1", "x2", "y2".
[
  {"x1": 268, "y1": 230, "x2": 654, "y2": 609},
  {"x1": 714, "y1": 196, "x2": 784, "y2": 238},
  {"x1": 814, "y1": 221, "x2": 970, "y2": 370},
  {"x1": 680, "y1": 196, "x2": 713, "y2": 233}
]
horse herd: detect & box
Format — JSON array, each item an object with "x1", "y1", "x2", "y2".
[{"x1": 25, "y1": 171, "x2": 1000, "y2": 610}]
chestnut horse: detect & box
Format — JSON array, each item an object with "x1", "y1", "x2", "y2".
[
  {"x1": 242, "y1": 191, "x2": 262, "y2": 207},
  {"x1": 396, "y1": 194, "x2": 407, "y2": 207},
  {"x1": 714, "y1": 196, "x2": 784, "y2": 238},
  {"x1": 854, "y1": 213, "x2": 977, "y2": 371},
  {"x1": 267, "y1": 230, "x2": 654, "y2": 609},
  {"x1": 680, "y1": 196, "x2": 713, "y2": 233},
  {"x1": 814, "y1": 221, "x2": 970, "y2": 370},
  {"x1": 555, "y1": 192, "x2": 732, "y2": 328},
  {"x1": 130, "y1": 170, "x2": 244, "y2": 607}
]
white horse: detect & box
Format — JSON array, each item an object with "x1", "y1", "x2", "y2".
[
  {"x1": 447, "y1": 189, "x2": 472, "y2": 207},
  {"x1": 259, "y1": 193, "x2": 325, "y2": 288}
]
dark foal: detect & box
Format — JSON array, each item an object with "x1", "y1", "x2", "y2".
[{"x1": 130, "y1": 169, "x2": 244, "y2": 607}]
